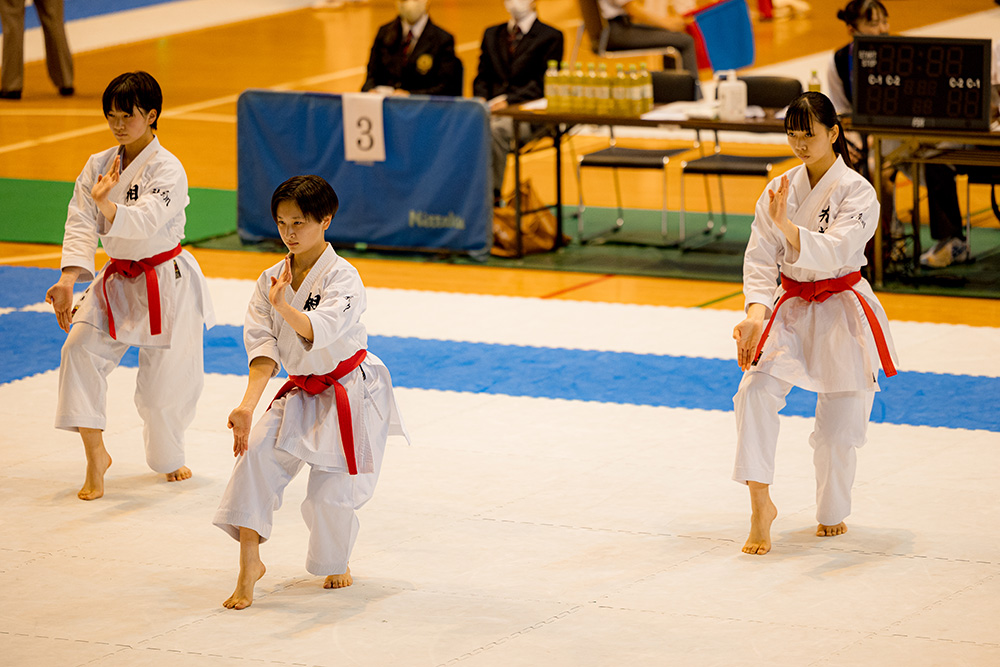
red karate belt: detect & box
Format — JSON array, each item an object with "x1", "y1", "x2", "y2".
[
  {"x1": 102, "y1": 244, "x2": 182, "y2": 340},
  {"x1": 753, "y1": 271, "x2": 897, "y2": 377},
  {"x1": 268, "y1": 349, "x2": 368, "y2": 475}
]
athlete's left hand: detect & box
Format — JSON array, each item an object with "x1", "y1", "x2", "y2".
[{"x1": 91, "y1": 155, "x2": 120, "y2": 204}]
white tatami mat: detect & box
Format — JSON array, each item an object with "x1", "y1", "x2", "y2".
[{"x1": 2, "y1": 279, "x2": 999, "y2": 667}]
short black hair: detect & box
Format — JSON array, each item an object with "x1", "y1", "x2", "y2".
[
  {"x1": 784, "y1": 92, "x2": 853, "y2": 170},
  {"x1": 270, "y1": 175, "x2": 340, "y2": 223},
  {"x1": 836, "y1": 0, "x2": 888, "y2": 28},
  {"x1": 102, "y1": 71, "x2": 163, "y2": 130}
]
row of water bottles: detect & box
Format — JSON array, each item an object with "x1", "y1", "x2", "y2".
[{"x1": 543, "y1": 60, "x2": 654, "y2": 117}]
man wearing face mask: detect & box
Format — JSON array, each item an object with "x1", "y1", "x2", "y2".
[
  {"x1": 474, "y1": 0, "x2": 564, "y2": 201},
  {"x1": 361, "y1": 0, "x2": 463, "y2": 96}
]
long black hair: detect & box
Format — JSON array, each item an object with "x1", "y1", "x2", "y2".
[
  {"x1": 102, "y1": 72, "x2": 162, "y2": 130},
  {"x1": 270, "y1": 175, "x2": 340, "y2": 223},
  {"x1": 836, "y1": 0, "x2": 888, "y2": 29},
  {"x1": 784, "y1": 92, "x2": 853, "y2": 170}
]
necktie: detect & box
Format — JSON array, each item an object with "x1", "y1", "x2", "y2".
[
  {"x1": 403, "y1": 29, "x2": 414, "y2": 58},
  {"x1": 508, "y1": 25, "x2": 521, "y2": 56}
]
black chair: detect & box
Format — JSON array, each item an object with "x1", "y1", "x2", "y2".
[
  {"x1": 575, "y1": 70, "x2": 700, "y2": 245},
  {"x1": 679, "y1": 76, "x2": 802, "y2": 247}
]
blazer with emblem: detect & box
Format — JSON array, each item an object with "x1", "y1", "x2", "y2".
[
  {"x1": 473, "y1": 19, "x2": 563, "y2": 106},
  {"x1": 361, "y1": 17, "x2": 463, "y2": 96}
]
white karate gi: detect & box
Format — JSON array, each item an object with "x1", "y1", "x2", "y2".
[
  {"x1": 214, "y1": 246, "x2": 407, "y2": 576},
  {"x1": 733, "y1": 156, "x2": 898, "y2": 525},
  {"x1": 55, "y1": 137, "x2": 214, "y2": 473}
]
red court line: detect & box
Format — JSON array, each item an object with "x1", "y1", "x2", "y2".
[{"x1": 540, "y1": 274, "x2": 616, "y2": 300}]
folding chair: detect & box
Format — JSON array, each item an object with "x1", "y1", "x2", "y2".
[
  {"x1": 575, "y1": 70, "x2": 700, "y2": 245},
  {"x1": 679, "y1": 76, "x2": 802, "y2": 247}
]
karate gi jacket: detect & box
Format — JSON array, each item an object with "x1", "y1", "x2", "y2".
[
  {"x1": 61, "y1": 137, "x2": 214, "y2": 348},
  {"x1": 473, "y1": 18, "x2": 564, "y2": 106},
  {"x1": 246, "y1": 246, "x2": 407, "y2": 473},
  {"x1": 743, "y1": 156, "x2": 898, "y2": 393},
  {"x1": 361, "y1": 16, "x2": 463, "y2": 96}
]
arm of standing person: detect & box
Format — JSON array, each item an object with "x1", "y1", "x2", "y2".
[
  {"x1": 45, "y1": 152, "x2": 111, "y2": 331},
  {"x1": 268, "y1": 256, "x2": 315, "y2": 342},
  {"x1": 228, "y1": 356, "x2": 278, "y2": 456},
  {"x1": 785, "y1": 179, "x2": 880, "y2": 272},
  {"x1": 98, "y1": 156, "x2": 188, "y2": 241}
]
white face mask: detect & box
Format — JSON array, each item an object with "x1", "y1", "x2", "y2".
[
  {"x1": 504, "y1": 0, "x2": 534, "y2": 23},
  {"x1": 397, "y1": 0, "x2": 427, "y2": 25}
]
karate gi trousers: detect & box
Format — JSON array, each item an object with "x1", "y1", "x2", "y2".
[
  {"x1": 213, "y1": 369, "x2": 390, "y2": 576},
  {"x1": 54, "y1": 280, "x2": 205, "y2": 474},
  {"x1": 732, "y1": 372, "x2": 875, "y2": 526}
]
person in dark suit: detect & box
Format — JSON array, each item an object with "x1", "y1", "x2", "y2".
[
  {"x1": 361, "y1": 0, "x2": 462, "y2": 97},
  {"x1": 473, "y1": 0, "x2": 563, "y2": 201}
]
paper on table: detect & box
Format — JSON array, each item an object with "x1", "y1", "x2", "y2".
[
  {"x1": 520, "y1": 98, "x2": 547, "y2": 110},
  {"x1": 641, "y1": 100, "x2": 718, "y2": 121}
]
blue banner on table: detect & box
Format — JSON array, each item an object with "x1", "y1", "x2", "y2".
[{"x1": 237, "y1": 90, "x2": 493, "y2": 255}]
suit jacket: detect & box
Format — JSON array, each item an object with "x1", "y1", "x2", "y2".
[
  {"x1": 361, "y1": 17, "x2": 463, "y2": 96},
  {"x1": 472, "y1": 19, "x2": 564, "y2": 106}
]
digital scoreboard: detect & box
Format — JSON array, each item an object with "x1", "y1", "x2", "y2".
[{"x1": 852, "y1": 35, "x2": 992, "y2": 130}]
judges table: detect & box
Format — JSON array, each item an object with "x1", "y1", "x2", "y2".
[
  {"x1": 493, "y1": 104, "x2": 787, "y2": 257},
  {"x1": 848, "y1": 124, "x2": 1000, "y2": 287}
]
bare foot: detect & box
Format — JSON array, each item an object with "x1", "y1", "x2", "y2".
[
  {"x1": 743, "y1": 481, "x2": 778, "y2": 555},
  {"x1": 166, "y1": 466, "x2": 192, "y2": 482},
  {"x1": 324, "y1": 566, "x2": 352, "y2": 589},
  {"x1": 79, "y1": 451, "x2": 112, "y2": 501},
  {"x1": 223, "y1": 559, "x2": 265, "y2": 610},
  {"x1": 817, "y1": 522, "x2": 848, "y2": 537}
]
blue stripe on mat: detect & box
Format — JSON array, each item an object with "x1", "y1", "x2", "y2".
[
  {"x1": 18, "y1": 0, "x2": 181, "y2": 30},
  {"x1": 3, "y1": 309, "x2": 998, "y2": 432}
]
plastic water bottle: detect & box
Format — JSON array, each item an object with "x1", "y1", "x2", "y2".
[
  {"x1": 595, "y1": 63, "x2": 611, "y2": 115},
  {"x1": 639, "y1": 63, "x2": 653, "y2": 113},
  {"x1": 570, "y1": 62, "x2": 584, "y2": 112},
  {"x1": 612, "y1": 64, "x2": 628, "y2": 116},
  {"x1": 808, "y1": 70, "x2": 822, "y2": 93},
  {"x1": 627, "y1": 64, "x2": 641, "y2": 117},
  {"x1": 717, "y1": 70, "x2": 747, "y2": 121},
  {"x1": 584, "y1": 63, "x2": 598, "y2": 114},
  {"x1": 544, "y1": 60, "x2": 559, "y2": 110}
]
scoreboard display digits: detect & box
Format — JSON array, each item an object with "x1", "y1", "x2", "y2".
[{"x1": 852, "y1": 36, "x2": 991, "y2": 130}]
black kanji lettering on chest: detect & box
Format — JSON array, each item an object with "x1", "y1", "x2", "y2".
[
  {"x1": 343, "y1": 295, "x2": 352, "y2": 312},
  {"x1": 303, "y1": 293, "x2": 320, "y2": 311},
  {"x1": 126, "y1": 184, "x2": 139, "y2": 202}
]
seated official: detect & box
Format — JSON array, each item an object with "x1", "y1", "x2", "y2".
[
  {"x1": 597, "y1": 0, "x2": 699, "y2": 81},
  {"x1": 473, "y1": 0, "x2": 564, "y2": 200},
  {"x1": 361, "y1": 0, "x2": 463, "y2": 96}
]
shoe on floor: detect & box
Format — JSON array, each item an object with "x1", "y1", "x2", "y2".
[
  {"x1": 59, "y1": 87, "x2": 75, "y2": 96},
  {"x1": 919, "y1": 237, "x2": 969, "y2": 268},
  {"x1": 0, "y1": 90, "x2": 21, "y2": 100}
]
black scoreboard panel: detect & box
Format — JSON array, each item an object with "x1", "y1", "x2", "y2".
[{"x1": 852, "y1": 35, "x2": 992, "y2": 130}]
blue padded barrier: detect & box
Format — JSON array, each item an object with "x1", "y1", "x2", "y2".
[{"x1": 237, "y1": 90, "x2": 492, "y2": 256}]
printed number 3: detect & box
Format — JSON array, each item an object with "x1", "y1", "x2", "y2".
[{"x1": 357, "y1": 117, "x2": 374, "y2": 151}]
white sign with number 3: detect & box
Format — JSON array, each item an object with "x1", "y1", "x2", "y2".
[{"x1": 342, "y1": 93, "x2": 386, "y2": 163}]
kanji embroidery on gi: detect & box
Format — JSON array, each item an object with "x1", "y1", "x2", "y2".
[
  {"x1": 126, "y1": 184, "x2": 139, "y2": 202},
  {"x1": 818, "y1": 205, "x2": 830, "y2": 233},
  {"x1": 343, "y1": 295, "x2": 353, "y2": 312},
  {"x1": 304, "y1": 293, "x2": 320, "y2": 311}
]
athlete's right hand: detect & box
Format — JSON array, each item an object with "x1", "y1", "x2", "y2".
[
  {"x1": 228, "y1": 406, "x2": 253, "y2": 456},
  {"x1": 733, "y1": 317, "x2": 763, "y2": 372},
  {"x1": 45, "y1": 279, "x2": 75, "y2": 333}
]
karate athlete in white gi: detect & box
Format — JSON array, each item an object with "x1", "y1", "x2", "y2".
[
  {"x1": 214, "y1": 175, "x2": 407, "y2": 610},
  {"x1": 45, "y1": 71, "x2": 214, "y2": 501},
  {"x1": 732, "y1": 92, "x2": 898, "y2": 555}
]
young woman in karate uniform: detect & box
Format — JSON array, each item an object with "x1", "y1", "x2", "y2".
[
  {"x1": 45, "y1": 71, "x2": 214, "y2": 501},
  {"x1": 215, "y1": 175, "x2": 407, "y2": 609},
  {"x1": 732, "y1": 92, "x2": 898, "y2": 556}
]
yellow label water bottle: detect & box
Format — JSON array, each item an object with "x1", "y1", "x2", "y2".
[
  {"x1": 544, "y1": 60, "x2": 558, "y2": 110},
  {"x1": 809, "y1": 70, "x2": 822, "y2": 93},
  {"x1": 612, "y1": 63, "x2": 628, "y2": 116},
  {"x1": 627, "y1": 64, "x2": 641, "y2": 117},
  {"x1": 570, "y1": 62, "x2": 584, "y2": 112},
  {"x1": 639, "y1": 63, "x2": 653, "y2": 113},
  {"x1": 595, "y1": 63, "x2": 611, "y2": 115}
]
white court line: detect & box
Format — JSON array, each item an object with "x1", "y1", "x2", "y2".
[{"x1": 0, "y1": 252, "x2": 64, "y2": 264}]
